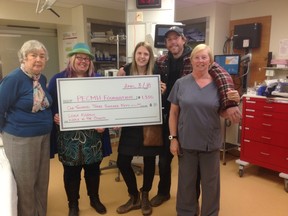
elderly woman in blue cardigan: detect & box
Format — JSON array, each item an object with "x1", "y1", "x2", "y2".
[{"x1": 0, "y1": 40, "x2": 53, "y2": 216}]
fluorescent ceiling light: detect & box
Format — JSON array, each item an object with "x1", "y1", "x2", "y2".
[{"x1": 0, "y1": 34, "x2": 21, "y2": 37}]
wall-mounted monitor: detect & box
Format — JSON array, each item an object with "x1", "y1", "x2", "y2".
[
  {"x1": 154, "y1": 24, "x2": 184, "y2": 48},
  {"x1": 214, "y1": 54, "x2": 241, "y2": 75},
  {"x1": 233, "y1": 23, "x2": 261, "y2": 49},
  {"x1": 136, "y1": 0, "x2": 161, "y2": 9}
]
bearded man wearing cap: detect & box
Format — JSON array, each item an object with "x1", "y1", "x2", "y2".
[
  {"x1": 151, "y1": 26, "x2": 241, "y2": 213},
  {"x1": 48, "y1": 42, "x2": 112, "y2": 216}
]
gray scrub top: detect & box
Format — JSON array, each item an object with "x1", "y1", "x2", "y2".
[{"x1": 168, "y1": 74, "x2": 222, "y2": 151}]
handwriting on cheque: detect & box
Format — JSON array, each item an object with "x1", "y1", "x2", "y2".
[
  {"x1": 62, "y1": 81, "x2": 155, "y2": 123},
  {"x1": 123, "y1": 82, "x2": 152, "y2": 90},
  {"x1": 57, "y1": 75, "x2": 162, "y2": 130}
]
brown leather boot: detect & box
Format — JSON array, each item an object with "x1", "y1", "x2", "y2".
[
  {"x1": 150, "y1": 194, "x2": 170, "y2": 207},
  {"x1": 141, "y1": 191, "x2": 152, "y2": 216},
  {"x1": 116, "y1": 193, "x2": 141, "y2": 214}
]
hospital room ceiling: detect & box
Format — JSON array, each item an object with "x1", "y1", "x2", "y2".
[{"x1": 10, "y1": 0, "x2": 259, "y2": 11}]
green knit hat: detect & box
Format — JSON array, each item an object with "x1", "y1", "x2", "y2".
[{"x1": 68, "y1": 42, "x2": 94, "y2": 60}]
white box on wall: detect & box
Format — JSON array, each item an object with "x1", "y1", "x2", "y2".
[{"x1": 104, "y1": 69, "x2": 118, "y2": 77}]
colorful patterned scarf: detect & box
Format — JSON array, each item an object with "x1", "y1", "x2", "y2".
[{"x1": 21, "y1": 66, "x2": 50, "y2": 112}]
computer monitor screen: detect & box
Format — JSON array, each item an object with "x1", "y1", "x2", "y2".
[{"x1": 214, "y1": 54, "x2": 241, "y2": 75}]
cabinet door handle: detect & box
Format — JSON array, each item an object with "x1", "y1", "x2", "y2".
[
  {"x1": 246, "y1": 115, "x2": 255, "y2": 118},
  {"x1": 244, "y1": 139, "x2": 250, "y2": 142},
  {"x1": 261, "y1": 136, "x2": 271, "y2": 140},
  {"x1": 246, "y1": 109, "x2": 255, "y2": 112},
  {"x1": 246, "y1": 101, "x2": 256, "y2": 104},
  {"x1": 262, "y1": 123, "x2": 272, "y2": 127},
  {"x1": 263, "y1": 113, "x2": 272, "y2": 117},
  {"x1": 260, "y1": 152, "x2": 270, "y2": 156},
  {"x1": 264, "y1": 106, "x2": 273, "y2": 109}
]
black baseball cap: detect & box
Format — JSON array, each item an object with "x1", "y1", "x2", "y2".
[{"x1": 164, "y1": 26, "x2": 184, "y2": 38}]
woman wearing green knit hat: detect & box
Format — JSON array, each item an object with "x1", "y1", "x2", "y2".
[{"x1": 48, "y1": 42, "x2": 111, "y2": 216}]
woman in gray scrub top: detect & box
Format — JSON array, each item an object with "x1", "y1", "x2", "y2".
[{"x1": 168, "y1": 44, "x2": 241, "y2": 216}]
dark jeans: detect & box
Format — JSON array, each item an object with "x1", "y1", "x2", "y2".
[{"x1": 117, "y1": 153, "x2": 156, "y2": 196}]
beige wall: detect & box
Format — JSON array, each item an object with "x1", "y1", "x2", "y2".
[
  {"x1": 230, "y1": 0, "x2": 288, "y2": 59},
  {"x1": 0, "y1": 1, "x2": 71, "y2": 25},
  {"x1": 176, "y1": 0, "x2": 288, "y2": 59},
  {"x1": 125, "y1": 0, "x2": 175, "y2": 62},
  {"x1": 175, "y1": 3, "x2": 231, "y2": 55},
  {"x1": 1, "y1": 0, "x2": 288, "y2": 71},
  {"x1": 0, "y1": 1, "x2": 125, "y2": 71},
  {"x1": 57, "y1": 5, "x2": 125, "y2": 70}
]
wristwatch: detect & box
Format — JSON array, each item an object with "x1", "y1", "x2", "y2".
[{"x1": 169, "y1": 135, "x2": 178, "y2": 140}]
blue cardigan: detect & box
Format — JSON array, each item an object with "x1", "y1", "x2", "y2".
[{"x1": 0, "y1": 68, "x2": 53, "y2": 137}]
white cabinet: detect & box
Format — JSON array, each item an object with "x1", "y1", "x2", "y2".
[{"x1": 88, "y1": 21, "x2": 126, "y2": 75}]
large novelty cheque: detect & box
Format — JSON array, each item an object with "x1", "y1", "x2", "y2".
[{"x1": 57, "y1": 75, "x2": 162, "y2": 131}]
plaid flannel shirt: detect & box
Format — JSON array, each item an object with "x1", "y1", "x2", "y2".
[{"x1": 155, "y1": 47, "x2": 238, "y2": 112}]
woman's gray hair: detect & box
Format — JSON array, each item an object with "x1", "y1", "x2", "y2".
[{"x1": 18, "y1": 40, "x2": 49, "y2": 63}]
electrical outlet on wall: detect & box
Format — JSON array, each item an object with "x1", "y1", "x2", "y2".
[
  {"x1": 136, "y1": 12, "x2": 143, "y2": 22},
  {"x1": 265, "y1": 69, "x2": 275, "y2": 76},
  {"x1": 243, "y1": 39, "x2": 250, "y2": 48}
]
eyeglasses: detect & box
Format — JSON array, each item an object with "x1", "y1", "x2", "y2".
[{"x1": 75, "y1": 56, "x2": 91, "y2": 62}]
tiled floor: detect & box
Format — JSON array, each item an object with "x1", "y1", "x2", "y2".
[{"x1": 47, "y1": 148, "x2": 288, "y2": 216}]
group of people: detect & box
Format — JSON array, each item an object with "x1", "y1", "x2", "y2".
[
  {"x1": 0, "y1": 25, "x2": 241, "y2": 216},
  {"x1": 0, "y1": 40, "x2": 111, "y2": 216}
]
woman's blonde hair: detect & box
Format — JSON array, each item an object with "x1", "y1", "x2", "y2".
[
  {"x1": 65, "y1": 54, "x2": 95, "y2": 77},
  {"x1": 130, "y1": 41, "x2": 155, "y2": 75},
  {"x1": 190, "y1": 43, "x2": 214, "y2": 65}
]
